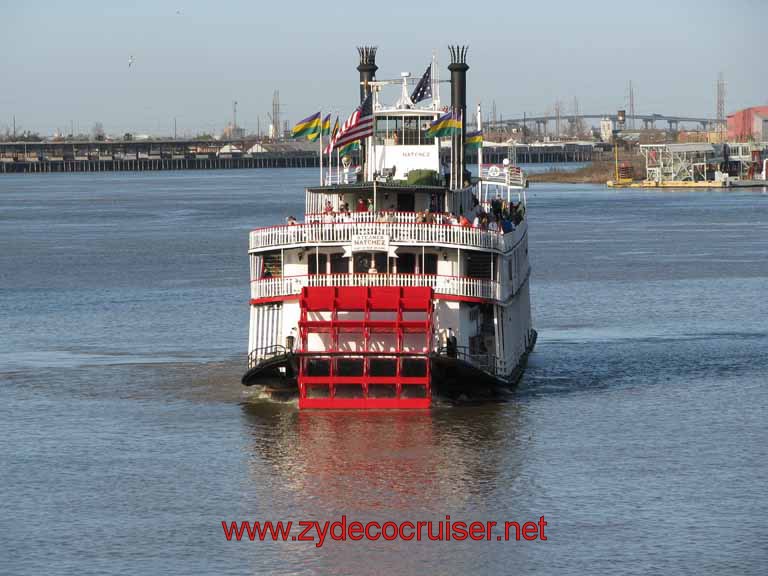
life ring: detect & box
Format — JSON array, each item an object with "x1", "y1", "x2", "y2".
[{"x1": 488, "y1": 165, "x2": 500, "y2": 177}]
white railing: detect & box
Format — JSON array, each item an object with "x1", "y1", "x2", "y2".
[
  {"x1": 304, "y1": 211, "x2": 425, "y2": 224},
  {"x1": 251, "y1": 273, "x2": 501, "y2": 302},
  {"x1": 250, "y1": 221, "x2": 518, "y2": 252}
]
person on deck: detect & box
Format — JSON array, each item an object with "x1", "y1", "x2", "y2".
[
  {"x1": 356, "y1": 198, "x2": 367, "y2": 212},
  {"x1": 491, "y1": 193, "x2": 503, "y2": 221}
]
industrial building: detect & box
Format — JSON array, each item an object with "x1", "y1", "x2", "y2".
[{"x1": 727, "y1": 106, "x2": 768, "y2": 142}]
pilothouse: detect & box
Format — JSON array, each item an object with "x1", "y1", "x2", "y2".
[{"x1": 242, "y1": 46, "x2": 536, "y2": 408}]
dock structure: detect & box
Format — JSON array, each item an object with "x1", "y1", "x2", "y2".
[
  {"x1": 0, "y1": 138, "x2": 596, "y2": 174},
  {"x1": 0, "y1": 139, "x2": 320, "y2": 174},
  {"x1": 446, "y1": 142, "x2": 596, "y2": 165},
  {"x1": 0, "y1": 154, "x2": 321, "y2": 174},
  {"x1": 607, "y1": 141, "x2": 768, "y2": 188}
]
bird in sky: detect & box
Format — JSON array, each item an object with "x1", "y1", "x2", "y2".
[
  {"x1": 128, "y1": 55, "x2": 135, "y2": 68},
  {"x1": 176, "y1": 8, "x2": 183, "y2": 15}
]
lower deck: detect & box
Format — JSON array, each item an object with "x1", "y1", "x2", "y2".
[{"x1": 245, "y1": 277, "x2": 534, "y2": 408}]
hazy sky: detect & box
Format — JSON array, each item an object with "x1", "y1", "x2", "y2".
[{"x1": 2, "y1": 0, "x2": 766, "y2": 136}]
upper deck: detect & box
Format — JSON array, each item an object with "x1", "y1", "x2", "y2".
[
  {"x1": 249, "y1": 210, "x2": 526, "y2": 254},
  {"x1": 250, "y1": 180, "x2": 527, "y2": 254}
]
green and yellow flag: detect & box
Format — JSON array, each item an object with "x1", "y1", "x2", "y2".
[
  {"x1": 427, "y1": 110, "x2": 462, "y2": 138},
  {"x1": 292, "y1": 112, "x2": 321, "y2": 140},
  {"x1": 321, "y1": 114, "x2": 332, "y2": 137},
  {"x1": 338, "y1": 140, "x2": 360, "y2": 157},
  {"x1": 465, "y1": 130, "x2": 483, "y2": 150},
  {"x1": 330, "y1": 116, "x2": 339, "y2": 141}
]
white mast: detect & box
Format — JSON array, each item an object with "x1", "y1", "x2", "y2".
[{"x1": 432, "y1": 49, "x2": 440, "y2": 109}]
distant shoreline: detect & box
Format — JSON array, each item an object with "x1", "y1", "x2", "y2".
[{"x1": 529, "y1": 159, "x2": 644, "y2": 184}]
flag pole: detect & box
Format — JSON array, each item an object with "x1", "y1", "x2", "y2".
[
  {"x1": 327, "y1": 116, "x2": 332, "y2": 184},
  {"x1": 451, "y1": 109, "x2": 457, "y2": 190},
  {"x1": 460, "y1": 109, "x2": 465, "y2": 188},
  {"x1": 477, "y1": 102, "x2": 483, "y2": 201},
  {"x1": 319, "y1": 111, "x2": 324, "y2": 186}
]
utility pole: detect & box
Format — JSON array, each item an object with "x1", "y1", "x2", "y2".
[
  {"x1": 174, "y1": 117, "x2": 177, "y2": 140},
  {"x1": 522, "y1": 112, "x2": 527, "y2": 144},
  {"x1": 628, "y1": 81, "x2": 636, "y2": 130},
  {"x1": 233, "y1": 101, "x2": 238, "y2": 136},
  {"x1": 13, "y1": 115, "x2": 16, "y2": 139},
  {"x1": 272, "y1": 90, "x2": 280, "y2": 140}
]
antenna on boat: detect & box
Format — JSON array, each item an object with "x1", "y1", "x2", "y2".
[{"x1": 397, "y1": 72, "x2": 413, "y2": 109}]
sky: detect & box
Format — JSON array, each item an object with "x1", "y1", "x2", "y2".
[{"x1": 1, "y1": 0, "x2": 766, "y2": 136}]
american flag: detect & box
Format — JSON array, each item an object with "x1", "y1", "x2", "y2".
[
  {"x1": 328, "y1": 92, "x2": 374, "y2": 152},
  {"x1": 410, "y1": 64, "x2": 432, "y2": 104}
]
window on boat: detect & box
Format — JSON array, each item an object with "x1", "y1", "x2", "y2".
[
  {"x1": 423, "y1": 253, "x2": 438, "y2": 275},
  {"x1": 465, "y1": 252, "x2": 492, "y2": 279},
  {"x1": 375, "y1": 116, "x2": 403, "y2": 145},
  {"x1": 353, "y1": 254, "x2": 371, "y2": 274},
  {"x1": 419, "y1": 116, "x2": 435, "y2": 145},
  {"x1": 254, "y1": 252, "x2": 281, "y2": 278},
  {"x1": 308, "y1": 253, "x2": 328, "y2": 275},
  {"x1": 403, "y1": 116, "x2": 419, "y2": 145},
  {"x1": 396, "y1": 193, "x2": 415, "y2": 212},
  {"x1": 352, "y1": 253, "x2": 389, "y2": 273},
  {"x1": 374, "y1": 115, "x2": 435, "y2": 146},
  {"x1": 397, "y1": 253, "x2": 416, "y2": 274},
  {"x1": 330, "y1": 253, "x2": 349, "y2": 274},
  {"x1": 374, "y1": 253, "x2": 388, "y2": 272}
]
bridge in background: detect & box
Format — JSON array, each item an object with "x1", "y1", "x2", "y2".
[{"x1": 489, "y1": 113, "x2": 718, "y2": 134}]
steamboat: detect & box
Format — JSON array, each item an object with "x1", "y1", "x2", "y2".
[{"x1": 242, "y1": 46, "x2": 536, "y2": 408}]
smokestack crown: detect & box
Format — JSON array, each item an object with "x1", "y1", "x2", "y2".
[
  {"x1": 448, "y1": 45, "x2": 469, "y2": 68},
  {"x1": 357, "y1": 46, "x2": 379, "y2": 103},
  {"x1": 357, "y1": 46, "x2": 378, "y2": 68}
]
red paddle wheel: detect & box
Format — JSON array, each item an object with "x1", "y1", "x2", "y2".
[{"x1": 298, "y1": 286, "x2": 434, "y2": 409}]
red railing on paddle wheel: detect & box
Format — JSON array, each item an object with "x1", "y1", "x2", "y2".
[{"x1": 297, "y1": 286, "x2": 433, "y2": 409}]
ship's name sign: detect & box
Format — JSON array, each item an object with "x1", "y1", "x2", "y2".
[
  {"x1": 352, "y1": 234, "x2": 389, "y2": 252},
  {"x1": 344, "y1": 234, "x2": 398, "y2": 257}
]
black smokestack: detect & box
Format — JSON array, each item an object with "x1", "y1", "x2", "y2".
[
  {"x1": 357, "y1": 46, "x2": 378, "y2": 103},
  {"x1": 448, "y1": 45, "x2": 469, "y2": 127},
  {"x1": 449, "y1": 45, "x2": 469, "y2": 187}
]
